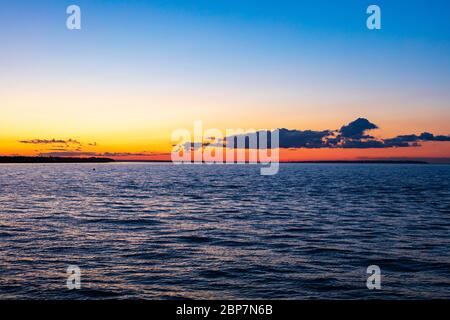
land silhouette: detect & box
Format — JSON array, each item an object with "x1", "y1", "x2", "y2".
[
  {"x1": 0, "y1": 156, "x2": 429, "y2": 164},
  {"x1": 0, "y1": 156, "x2": 114, "y2": 163}
]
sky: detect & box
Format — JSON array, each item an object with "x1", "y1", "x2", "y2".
[{"x1": 0, "y1": 0, "x2": 449, "y2": 161}]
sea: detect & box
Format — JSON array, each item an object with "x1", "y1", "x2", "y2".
[{"x1": 0, "y1": 163, "x2": 449, "y2": 299}]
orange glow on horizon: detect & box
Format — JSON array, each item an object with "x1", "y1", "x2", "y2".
[{"x1": 3, "y1": 142, "x2": 448, "y2": 163}]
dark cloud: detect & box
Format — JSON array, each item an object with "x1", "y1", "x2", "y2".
[
  {"x1": 19, "y1": 138, "x2": 81, "y2": 145},
  {"x1": 190, "y1": 129, "x2": 333, "y2": 150},
  {"x1": 415, "y1": 132, "x2": 450, "y2": 142},
  {"x1": 21, "y1": 138, "x2": 101, "y2": 156},
  {"x1": 339, "y1": 118, "x2": 378, "y2": 138},
  {"x1": 432, "y1": 135, "x2": 450, "y2": 142},
  {"x1": 212, "y1": 118, "x2": 450, "y2": 150},
  {"x1": 339, "y1": 139, "x2": 386, "y2": 149},
  {"x1": 382, "y1": 132, "x2": 450, "y2": 147},
  {"x1": 38, "y1": 151, "x2": 98, "y2": 157},
  {"x1": 47, "y1": 148, "x2": 73, "y2": 151},
  {"x1": 181, "y1": 142, "x2": 206, "y2": 151},
  {"x1": 278, "y1": 129, "x2": 332, "y2": 148}
]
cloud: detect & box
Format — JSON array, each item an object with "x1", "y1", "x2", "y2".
[
  {"x1": 38, "y1": 151, "x2": 170, "y2": 157},
  {"x1": 38, "y1": 151, "x2": 98, "y2": 157},
  {"x1": 188, "y1": 118, "x2": 450, "y2": 150},
  {"x1": 21, "y1": 138, "x2": 101, "y2": 155},
  {"x1": 28, "y1": 118, "x2": 450, "y2": 156},
  {"x1": 384, "y1": 132, "x2": 450, "y2": 146},
  {"x1": 100, "y1": 152, "x2": 169, "y2": 157},
  {"x1": 220, "y1": 129, "x2": 333, "y2": 149},
  {"x1": 278, "y1": 129, "x2": 333, "y2": 148},
  {"x1": 339, "y1": 118, "x2": 378, "y2": 138},
  {"x1": 179, "y1": 142, "x2": 210, "y2": 151},
  {"x1": 19, "y1": 138, "x2": 81, "y2": 145},
  {"x1": 47, "y1": 148, "x2": 74, "y2": 151}
]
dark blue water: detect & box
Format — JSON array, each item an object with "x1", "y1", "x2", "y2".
[{"x1": 0, "y1": 163, "x2": 449, "y2": 299}]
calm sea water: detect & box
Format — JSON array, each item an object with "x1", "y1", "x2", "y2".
[{"x1": 0, "y1": 163, "x2": 449, "y2": 299}]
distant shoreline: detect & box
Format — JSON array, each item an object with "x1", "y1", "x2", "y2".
[
  {"x1": 0, "y1": 156, "x2": 114, "y2": 163},
  {"x1": 118, "y1": 160, "x2": 430, "y2": 164},
  {"x1": 0, "y1": 156, "x2": 432, "y2": 164}
]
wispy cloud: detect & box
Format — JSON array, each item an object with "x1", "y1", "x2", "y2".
[
  {"x1": 38, "y1": 151, "x2": 98, "y2": 157},
  {"x1": 38, "y1": 151, "x2": 169, "y2": 157},
  {"x1": 21, "y1": 138, "x2": 101, "y2": 155},
  {"x1": 100, "y1": 152, "x2": 168, "y2": 157},
  {"x1": 19, "y1": 138, "x2": 81, "y2": 145}
]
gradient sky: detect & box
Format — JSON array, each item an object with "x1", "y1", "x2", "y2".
[{"x1": 1, "y1": 0, "x2": 449, "y2": 161}]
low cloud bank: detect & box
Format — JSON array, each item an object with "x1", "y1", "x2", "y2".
[{"x1": 223, "y1": 118, "x2": 450, "y2": 149}]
